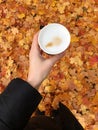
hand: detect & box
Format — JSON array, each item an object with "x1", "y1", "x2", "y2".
[{"x1": 27, "y1": 32, "x2": 65, "y2": 89}]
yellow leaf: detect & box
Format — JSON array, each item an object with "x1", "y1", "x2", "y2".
[
  {"x1": 24, "y1": 0, "x2": 32, "y2": 5},
  {"x1": 89, "y1": 36, "x2": 98, "y2": 45},
  {"x1": 17, "y1": 13, "x2": 25, "y2": 19},
  {"x1": 38, "y1": 102, "x2": 45, "y2": 112},
  {"x1": 93, "y1": 125, "x2": 98, "y2": 130},
  {"x1": 95, "y1": 27, "x2": 98, "y2": 31},
  {"x1": 92, "y1": 39, "x2": 98, "y2": 45},
  {"x1": 44, "y1": 85, "x2": 55, "y2": 93},
  {"x1": 71, "y1": 35, "x2": 79, "y2": 43},
  {"x1": 57, "y1": 3, "x2": 66, "y2": 14},
  {"x1": 38, "y1": 10, "x2": 45, "y2": 15},
  {"x1": 70, "y1": 56, "x2": 83, "y2": 66},
  {"x1": 51, "y1": 1, "x2": 57, "y2": 7},
  {"x1": 92, "y1": 92, "x2": 98, "y2": 104},
  {"x1": 0, "y1": 0, "x2": 3, "y2": 3}
]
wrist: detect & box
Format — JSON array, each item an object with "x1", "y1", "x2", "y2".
[{"x1": 27, "y1": 76, "x2": 40, "y2": 90}]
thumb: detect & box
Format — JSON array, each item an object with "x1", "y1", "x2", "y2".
[{"x1": 30, "y1": 32, "x2": 40, "y2": 57}]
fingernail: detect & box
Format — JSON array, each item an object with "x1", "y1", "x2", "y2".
[{"x1": 40, "y1": 25, "x2": 44, "y2": 29}]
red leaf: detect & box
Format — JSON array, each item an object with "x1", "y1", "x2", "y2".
[{"x1": 89, "y1": 55, "x2": 98, "y2": 65}]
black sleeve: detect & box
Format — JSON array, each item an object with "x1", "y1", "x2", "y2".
[
  {"x1": 0, "y1": 78, "x2": 42, "y2": 130},
  {"x1": 58, "y1": 103, "x2": 84, "y2": 130}
]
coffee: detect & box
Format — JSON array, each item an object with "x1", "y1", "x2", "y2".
[{"x1": 46, "y1": 37, "x2": 62, "y2": 48}]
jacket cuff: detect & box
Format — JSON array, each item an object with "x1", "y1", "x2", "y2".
[{"x1": 0, "y1": 78, "x2": 42, "y2": 129}]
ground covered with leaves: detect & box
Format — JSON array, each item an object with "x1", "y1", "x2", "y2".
[{"x1": 0, "y1": 0, "x2": 98, "y2": 129}]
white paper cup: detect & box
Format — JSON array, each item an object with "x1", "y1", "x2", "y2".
[{"x1": 38, "y1": 23, "x2": 71, "y2": 55}]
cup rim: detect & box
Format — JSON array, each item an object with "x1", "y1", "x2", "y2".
[{"x1": 38, "y1": 23, "x2": 71, "y2": 55}]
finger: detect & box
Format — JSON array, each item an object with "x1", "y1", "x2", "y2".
[
  {"x1": 31, "y1": 32, "x2": 39, "y2": 50},
  {"x1": 48, "y1": 51, "x2": 65, "y2": 65},
  {"x1": 30, "y1": 31, "x2": 40, "y2": 55}
]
